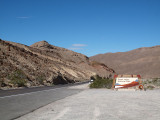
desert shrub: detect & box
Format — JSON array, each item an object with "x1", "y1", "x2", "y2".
[
  {"x1": 36, "y1": 75, "x2": 45, "y2": 85},
  {"x1": 146, "y1": 85, "x2": 155, "y2": 90},
  {"x1": 90, "y1": 76, "x2": 113, "y2": 89},
  {"x1": 152, "y1": 78, "x2": 160, "y2": 86},
  {"x1": 142, "y1": 78, "x2": 160, "y2": 90},
  {"x1": 8, "y1": 70, "x2": 27, "y2": 87},
  {"x1": 0, "y1": 79, "x2": 7, "y2": 87}
]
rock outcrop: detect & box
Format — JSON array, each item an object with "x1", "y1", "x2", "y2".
[{"x1": 0, "y1": 39, "x2": 114, "y2": 89}]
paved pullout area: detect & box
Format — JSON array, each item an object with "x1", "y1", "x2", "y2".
[{"x1": 16, "y1": 84, "x2": 160, "y2": 120}]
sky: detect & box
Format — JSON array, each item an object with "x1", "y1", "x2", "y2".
[{"x1": 1, "y1": 0, "x2": 160, "y2": 57}]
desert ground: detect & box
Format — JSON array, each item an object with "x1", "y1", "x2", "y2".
[{"x1": 16, "y1": 83, "x2": 160, "y2": 120}]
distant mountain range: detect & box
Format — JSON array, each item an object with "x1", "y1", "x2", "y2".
[
  {"x1": 90, "y1": 45, "x2": 160, "y2": 78},
  {"x1": 0, "y1": 39, "x2": 114, "y2": 89}
]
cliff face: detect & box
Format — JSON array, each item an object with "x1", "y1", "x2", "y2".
[
  {"x1": 0, "y1": 40, "x2": 114, "y2": 89},
  {"x1": 90, "y1": 46, "x2": 160, "y2": 78}
]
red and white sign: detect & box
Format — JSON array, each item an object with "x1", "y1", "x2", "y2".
[
  {"x1": 113, "y1": 75, "x2": 141, "y2": 89},
  {"x1": 115, "y1": 77, "x2": 139, "y2": 88}
]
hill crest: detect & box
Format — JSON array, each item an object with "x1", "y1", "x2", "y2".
[{"x1": 90, "y1": 45, "x2": 160, "y2": 78}]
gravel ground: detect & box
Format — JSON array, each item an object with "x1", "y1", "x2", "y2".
[{"x1": 16, "y1": 84, "x2": 160, "y2": 120}]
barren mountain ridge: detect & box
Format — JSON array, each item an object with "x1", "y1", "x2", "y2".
[
  {"x1": 90, "y1": 46, "x2": 160, "y2": 78},
  {"x1": 0, "y1": 39, "x2": 114, "y2": 89}
]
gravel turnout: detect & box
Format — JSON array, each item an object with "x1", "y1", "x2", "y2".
[{"x1": 16, "y1": 84, "x2": 160, "y2": 120}]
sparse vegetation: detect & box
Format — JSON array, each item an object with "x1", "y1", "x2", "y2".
[
  {"x1": 36, "y1": 75, "x2": 45, "y2": 85},
  {"x1": 142, "y1": 78, "x2": 160, "y2": 90},
  {"x1": 146, "y1": 85, "x2": 155, "y2": 90},
  {"x1": 90, "y1": 75, "x2": 113, "y2": 89},
  {"x1": 152, "y1": 78, "x2": 160, "y2": 86},
  {"x1": 8, "y1": 70, "x2": 27, "y2": 87},
  {"x1": 0, "y1": 78, "x2": 7, "y2": 87}
]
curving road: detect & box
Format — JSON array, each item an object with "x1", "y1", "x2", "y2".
[{"x1": 0, "y1": 82, "x2": 88, "y2": 120}]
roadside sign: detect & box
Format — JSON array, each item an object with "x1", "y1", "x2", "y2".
[{"x1": 112, "y1": 75, "x2": 142, "y2": 90}]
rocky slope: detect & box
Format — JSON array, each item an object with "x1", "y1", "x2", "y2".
[
  {"x1": 0, "y1": 39, "x2": 114, "y2": 89},
  {"x1": 90, "y1": 46, "x2": 160, "y2": 78}
]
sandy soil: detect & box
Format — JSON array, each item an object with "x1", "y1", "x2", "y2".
[{"x1": 16, "y1": 84, "x2": 160, "y2": 120}]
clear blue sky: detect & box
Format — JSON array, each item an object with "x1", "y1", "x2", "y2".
[{"x1": 1, "y1": 0, "x2": 160, "y2": 56}]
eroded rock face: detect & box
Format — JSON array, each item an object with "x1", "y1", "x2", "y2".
[{"x1": 0, "y1": 39, "x2": 114, "y2": 89}]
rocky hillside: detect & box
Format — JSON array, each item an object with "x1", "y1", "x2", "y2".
[
  {"x1": 90, "y1": 46, "x2": 160, "y2": 78},
  {"x1": 0, "y1": 39, "x2": 114, "y2": 89}
]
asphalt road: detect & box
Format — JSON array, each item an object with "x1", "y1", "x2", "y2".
[
  {"x1": 0, "y1": 81, "x2": 89, "y2": 97},
  {"x1": 0, "y1": 82, "x2": 88, "y2": 120}
]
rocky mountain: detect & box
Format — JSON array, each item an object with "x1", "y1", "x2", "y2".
[
  {"x1": 90, "y1": 45, "x2": 160, "y2": 78},
  {"x1": 0, "y1": 39, "x2": 114, "y2": 89}
]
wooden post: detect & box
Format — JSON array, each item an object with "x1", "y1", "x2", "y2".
[{"x1": 112, "y1": 74, "x2": 117, "y2": 89}]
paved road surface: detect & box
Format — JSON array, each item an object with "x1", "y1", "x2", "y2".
[
  {"x1": 0, "y1": 83, "x2": 87, "y2": 120},
  {"x1": 17, "y1": 86, "x2": 160, "y2": 120},
  {"x1": 0, "y1": 82, "x2": 88, "y2": 97}
]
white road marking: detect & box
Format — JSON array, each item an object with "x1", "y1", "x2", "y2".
[
  {"x1": 0, "y1": 87, "x2": 66, "y2": 99},
  {"x1": 52, "y1": 107, "x2": 70, "y2": 120}
]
